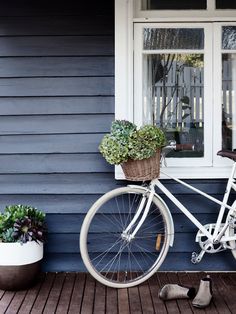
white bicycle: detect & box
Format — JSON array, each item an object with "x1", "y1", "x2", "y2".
[{"x1": 80, "y1": 143, "x2": 236, "y2": 288}]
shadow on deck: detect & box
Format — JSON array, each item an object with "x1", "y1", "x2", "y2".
[{"x1": 0, "y1": 272, "x2": 235, "y2": 313}]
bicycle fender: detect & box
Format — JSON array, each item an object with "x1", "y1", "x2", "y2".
[{"x1": 128, "y1": 185, "x2": 175, "y2": 247}]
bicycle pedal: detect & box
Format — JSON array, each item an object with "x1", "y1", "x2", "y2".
[
  {"x1": 191, "y1": 250, "x2": 205, "y2": 264},
  {"x1": 191, "y1": 252, "x2": 199, "y2": 264}
]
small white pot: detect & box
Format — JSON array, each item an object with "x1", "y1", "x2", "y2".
[{"x1": 0, "y1": 241, "x2": 43, "y2": 290}]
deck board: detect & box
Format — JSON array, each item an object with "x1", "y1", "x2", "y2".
[
  {"x1": 139, "y1": 280, "x2": 154, "y2": 314},
  {"x1": 167, "y1": 272, "x2": 192, "y2": 314},
  {"x1": 80, "y1": 274, "x2": 95, "y2": 314},
  {"x1": 0, "y1": 291, "x2": 15, "y2": 313},
  {"x1": 30, "y1": 273, "x2": 55, "y2": 314},
  {"x1": 55, "y1": 273, "x2": 76, "y2": 314},
  {"x1": 0, "y1": 272, "x2": 235, "y2": 313},
  {"x1": 106, "y1": 286, "x2": 118, "y2": 314},
  {"x1": 148, "y1": 274, "x2": 167, "y2": 314},
  {"x1": 93, "y1": 281, "x2": 106, "y2": 314},
  {"x1": 18, "y1": 274, "x2": 45, "y2": 314},
  {"x1": 68, "y1": 273, "x2": 85, "y2": 314},
  {"x1": 5, "y1": 290, "x2": 27, "y2": 314}
]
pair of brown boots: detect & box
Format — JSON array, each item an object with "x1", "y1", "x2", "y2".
[{"x1": 159, "y1": 275, "x2": 212, "y2": 308}]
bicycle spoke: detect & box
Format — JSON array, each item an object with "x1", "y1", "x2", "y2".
[
  {"x1": 92, "y1": 237, "x2": 123, "y2": 265},
  {"x1": 81, "y1": 187, "x2": 170, "y2": 287}
]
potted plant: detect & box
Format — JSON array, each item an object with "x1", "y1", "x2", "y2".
[
  {"x1": 0, "y1": 205, "x2": 46, "y2": 290},
  {"x1": 99, "y1": 120, "x2": 166, "y2": 180}
]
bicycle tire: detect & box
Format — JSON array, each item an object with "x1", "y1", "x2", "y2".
[
  {"x1": 80, "y1": 186, "x2": 172, "y2": 288},
  {"x1": 227, "y1": 205, "x2": 236, "y2": 260}
]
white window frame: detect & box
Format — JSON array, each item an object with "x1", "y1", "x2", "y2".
[
  {"x1": 213, "y1": 22, "x2": 236, "y2": 168},
  {"x1": 115, "y1": 0, "x2": 236, "y2": 179},
  {"x1": 134, "y1": 23, "x2": 213, "y2": 168},
  {"x1": 134, "y1": 0, "x2": 236, "y2": 20}
]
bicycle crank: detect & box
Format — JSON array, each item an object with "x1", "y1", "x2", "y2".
[{"x1": 195, "y1": 223, "x2": 225, "y2": 253}]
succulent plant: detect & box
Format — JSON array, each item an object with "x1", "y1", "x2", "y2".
[
  {"x1": 99, "y1": 120, "x2": 166, "y2": 165},
  {"x1": 0, "y1": 205, "x2": 46, "y2": 243},
  {"x1": 13, "y1": 217, "x2": 45, "y2": 243},
  {"x1": 1, "y1": 228, "x2": 15, "y2": 243}
]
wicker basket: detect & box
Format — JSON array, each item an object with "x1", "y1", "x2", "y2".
[{"x1": 121, "y1": 149, "x2": 161, "y2": 181}]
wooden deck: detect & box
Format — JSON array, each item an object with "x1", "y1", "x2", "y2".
[{"x1": 0, "y1": 272, "x2": 235, "y2": 313}]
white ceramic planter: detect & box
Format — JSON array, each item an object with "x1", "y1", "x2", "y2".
[{"x1": 0, "y1": 241, "x2": 43, "y2": 290}]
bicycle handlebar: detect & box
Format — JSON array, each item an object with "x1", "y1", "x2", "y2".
[
  {"x1": 164, "y1": 142, "x2": 195, "y2": 151},
  {"x1": 175, "y1": 143, "x2": 195, "y2": 151}
]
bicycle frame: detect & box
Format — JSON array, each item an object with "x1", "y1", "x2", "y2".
[{"x1": 125, "y1": 161, "x2": 236, "y2": 246}]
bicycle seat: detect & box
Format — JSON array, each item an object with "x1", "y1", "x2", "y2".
[{"x1": 217, "y1": 150, "x2": 236, "y2": 161}]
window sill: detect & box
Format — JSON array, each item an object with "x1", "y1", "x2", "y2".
[{"x1": 115, "y1": 165, "x2": 233, "y2": 179}]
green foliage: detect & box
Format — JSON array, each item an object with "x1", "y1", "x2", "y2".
[
  {"x1": 111, "y1": 120, "x2": 137, "y2": 141},
  {"x1": 1, "y1": 228, "x2": 15, "y2": 243},
  {"x1": 180, "y1": 96, "x2": 190, "y2": 105},
  {"x1": 99, "y1": 135, "x2": 129, "y2": 165},
  {"x1": 129, "y1": 125, "x2": 166, "y2": 160},
  {"x1": 0, "y1": 205, "x2": 46, "y2": 243},
  {"x1": 99, "y1": 120, "x2": 166, "y2": 165},
  {"x1": 181, "y1": 54, "x2": 204, "y2": 68},
  {"x1": 99, "y1": 120, "x2": 137, "y2": 165}
]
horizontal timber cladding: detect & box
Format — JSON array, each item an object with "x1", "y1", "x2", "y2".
[
  {"x1": 0, "y1": 57, "x2": 114, "y2": 77},
  {"x1": 0, "y1": 193, "x2": 228, "y2": 214},
  {"x1": 0, "y1": 114, "x2": 113, "y2": 134},
  {"x1": 0, "y1": 134, "x2": 105, "y2": 154},
  {"x1": 46, "y1": 213, "x2": 219, "y2": 234},
  {"x1": 43, "y1": 251, "x2": 236, "y2": 272},
  {"x1": 0, "y1": 154, "x2": 113, "y2": 173},
  {"x1": 0, "y1": 36, "x2": 113, "y2": 57},
  {"x1": 45, "y1": 232, "x2": 208, "y2": 254},
  {"x1": 0, "y1": 77, "x2": 114, "y2": 96},
  {"x1": 0, "y1": 1, "x2": 114, "y2": 16},
  {"x1": 0, "y1": 175, "x2": 230, "y2": 195},
  {"x1": 0, "y1": 16, "x2": 114, "y2": 36},
  {"x1": 0, "y1": 0, "x2": 235, "y2": 273},
  {"x1": 0, "y1": 97, "x2": 114, "y2": 115}
]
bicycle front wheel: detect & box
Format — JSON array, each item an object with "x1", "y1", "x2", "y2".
[{"x1": 80, "y1": 186, "x2": 171, "y2": 288}]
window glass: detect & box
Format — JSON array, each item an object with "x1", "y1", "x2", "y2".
[
  {"x1": 216, "y1": 0, "x2": 236, "y2": 9},
  {"x1": 222, "y1": 54, "x2": 236, "y2": 150},
  {"x1": 143, "y1": 53, "x2": 204, "y2": 158},
  {"x1": 142, "y1": 0, "x2": 207, "y2": 10},
  {"x1": 143, "y1": 28, "x2": 204, "y2": 50},
  {"x1": 222, "y1": 27, "x2": 236, "y2": 50}
]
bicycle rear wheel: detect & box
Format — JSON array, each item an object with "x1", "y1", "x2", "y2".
[
  {"x1": 227, "y1": 204, "x2": 236, "y2": 259},
  {"x1": 80, "y1": 186, "x2": 171, "y2": 288}
]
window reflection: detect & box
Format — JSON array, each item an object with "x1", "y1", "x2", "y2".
[
  {"x1": 222, "y1": 27, "x2": 236, "y2": 50},
  {"x1": 143, "y1": 28, "x2": 204, "y2": 50},
  {"x1": 143, "y1": 54, "x2": 204, "y2": 157},
  {"x1": 222, "y1": 54, "x2": 236, "y2": 150}
]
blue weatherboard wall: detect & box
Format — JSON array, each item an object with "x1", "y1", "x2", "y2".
[{"x1": 0, "y1": 0, "x2": 235, "y2": 272}]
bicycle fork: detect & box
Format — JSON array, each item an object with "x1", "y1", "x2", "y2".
[{"x1": 121, "y1": 187, "x2": 155, "y2": 242}]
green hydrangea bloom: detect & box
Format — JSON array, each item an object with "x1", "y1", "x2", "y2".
[{"x1": 99, "y1": 134, "x2": 129, "y2": 165}]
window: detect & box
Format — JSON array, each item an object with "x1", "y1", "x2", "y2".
[
  {"x1": 134, "y1": 24, "x2": 212, "y2": 167},
  {"x1": 141, "y1": 0, "x2": 207, "y2": 10},
  {"x1": 115, "y1": 0, "x2": 236, "y2": 178},
  {"x1": 221, "y1": 27, "x2": 236, "y2": 150},
  {"x1": 134, "y1": 0, "x2": 236, "y2": 18}
]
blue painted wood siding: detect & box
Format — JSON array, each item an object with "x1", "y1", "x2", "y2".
[{"x1": 0, "y1": 0, "x2": 235, "y2": 272}]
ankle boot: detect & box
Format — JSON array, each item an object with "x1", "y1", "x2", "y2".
[
  {"x1": 159, "y1": 284, "x2": 196, "y2": 301},
  {"x1": 192, "y1": 275, "x2": 212, "y2": 308}
]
